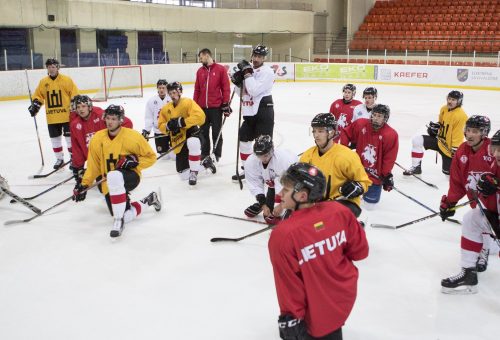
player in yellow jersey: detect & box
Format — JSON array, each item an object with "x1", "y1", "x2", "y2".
[
  {"x1": 72, "y1": 105, "x2": 160, "y2": 238},
  {"x1": 29, "y1": 59, "x2": 79, "y2": 169},
  {"x1": 158, "y1": 81, "x2": 208, "y2": 186},
  {"x1": 299, "y1": 113, "x2": 371, "y2": 217},
  {"x1": 403, "y1": 90, "x2": 468, "y2": 176}
]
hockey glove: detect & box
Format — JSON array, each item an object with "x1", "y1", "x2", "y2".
[
  {"x1": 339, "y1": 181, "x2": 364, "y2": 199},
  {"x1": 237, "y1": 59, "x2": 254, "y2": 77},
  {"x1": 221, "y1": 102, "x2": 232, "y2": 117},
  {"x1": 141, "y1": 129, "x2": 150, "y2": 139},
  {"x1": 439, "y1": 195, "x2": 457, "y2": 221},
  {"x1": 28, "y1": 99, "x2": 42, "y2": 117},
  {"x1": 116, "y1": 154, "x2": 139, "y2": 170},
  {"x1": 426, "y1": 121, "x2": 440, "y2": 138},
  {"x1": 382, "y1": 173, "x2": 394, "y2": 192},
  {"x1": 477, "y1": 173, "x2": 499, "y2": 196},
  {"x1": 231, "y1": 71, "x2": 244, "y2": 88},
  {"x1": 244, "y1": 195, "x2": 266, "y2": 218},
  {"x1": 72, "y1": 167, "x2": 85, "y2": 184},
  {"x1": 167, "y1": 117, "x2": 185, "y2": 136},
  {"x1": 72, "y1": 183, "x2": 88, "y2": 202},
  {"x1": 278, "y1": 314, "x2": 307, "y2": 340}
]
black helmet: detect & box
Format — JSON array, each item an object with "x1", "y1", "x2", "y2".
[
  {"x1": 465, "y1": 115, "x2": 491, "y2": 137},
  {"x1": 281, "y1": 162, "x2": 326, "y2": 203},
  {"x1": 343, "y1": 83, "x2": 356, "y2": 94},
  {"x1": 363, "y1": 87, "x2": 377, "y2": 97},
  {"x1": 104, "y1": 104, "x2": 125, "y2": 121},
  {"x1": 72, "y1": 95, "x2": 93, "y2": 111},
  {"x1": 253, "y1": 135, "x2": 274, "y2": 156},
  {"x1": 157, "y1": 79, "x2": 168, "y2": 87},
  {"x1": 371, "y1": 104, "x2": 390, "y2": 129},
  {"x1": 311, "y1": 113, "x2": 337, "y2": 130},
  {"x1": 448, "y1": 90, "x2": 463, "y2": 106},
  {"x1": 491, "y1": 130, "x2": 500, "y2": 146},
  {"x1": 45, "y1": 58, "x2": 60, "y2": 69},
  {"x1": 252, "y1": 45, "x2": 269, "y2": 56},
  {"x1": 167, "y1": 81, "x2": 183, "y2": 93}
]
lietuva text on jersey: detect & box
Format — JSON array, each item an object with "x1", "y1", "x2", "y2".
[{"x1": 299, "y1": 229, "x2": 347, "y2": 265}]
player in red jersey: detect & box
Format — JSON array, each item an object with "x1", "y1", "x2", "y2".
[
  {"x1": 440, "y1": 117, "x2": 498, "y2": 294},
  {"x1": 70, "y1": 96, "x2": 133, "y2": 182},
  {"x1": 340, "y1": 104, "x2": 399, "y2": 205},
  {"x1": 269, "y1": 162, "x2": 368, "y2": 340},
  {"x1": 329, "y1": 84, "x2": 362, "y2": 140}
]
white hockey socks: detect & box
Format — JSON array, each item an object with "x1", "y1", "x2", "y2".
[
  {"x1": 107, "y1": 171, "x2": 127, "y2": 220},
  {"x1": 410, "y1": 135, "x2": 424, "y2": 167},
  {"x1": 51, "y1": 136, "x2": 64, "y2": 160},
  {"x1": 187, "y1": 137, "x2": 201, "y2": 172}
]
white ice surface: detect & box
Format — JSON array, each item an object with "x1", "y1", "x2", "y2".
[{"x1": 0, "y1": 82, "x2": 499, "y2": 340}]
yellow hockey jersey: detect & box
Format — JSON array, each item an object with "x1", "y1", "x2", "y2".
[
  {"x1": 158, "y1": 97, "x2": 205, "y2": 154},
  {"x1": 437, "y1": 105, "x2": 468, "y2": 157},
  {"x1": 300, "y1": 143, "x2": 372, "y2": 207},
  {"x1": 82, "y1": 127, "x2": 156, "y2": 195},
  {"x1": 33, "y1": 74, "x2": 79, "y2": 124}
]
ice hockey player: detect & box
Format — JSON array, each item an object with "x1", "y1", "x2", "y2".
[
  {"x1": 72, "y1": 105, "x2": 160, "y2": 237},
  {"x1": 340, "y1": 104, "x2": 398, "y2": 205},
  {"x1": 29, "y1": 58, "x2": 79, "y2": 169},
  {"x1": 243, "y1": 135, "x2": 298, "y2": 224},
  {"x1": 142, "y1": 79, "x2": 172, "y2": 157},
  {"x1": 158, "y1": 81, "x2": 207, "y2": 185},
  {"x1": 194, "y1": 48, "x2": 231, "y2": 165},
  {"x1": 329, "y1": 83, "x2": 362, "y2": 137},
  {"x1": 70, "y1": 98, "x2": 133, "y2": 183},
  {"x1": 403, "y1": 90, "x2": 467, "y2": 176},
  {"x1": 351, "y1": 87, "x2": 377, "y2": 123},
  {"x1": 440, "y1": 119, "x2": 499, "y2": 294},
  {"x1": 268, "y1": 162, "x2": 369, "y2": 340},
  {"x1": 300, "y1": 113, "x2": 371, "y2": 217},
  {"x1": 230, "y1": 44, "x2": 275, "y2": 181}
]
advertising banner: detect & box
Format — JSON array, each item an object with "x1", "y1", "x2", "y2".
[{"x1": 295, "y1": 63, "x2": 375, "y2": 81}]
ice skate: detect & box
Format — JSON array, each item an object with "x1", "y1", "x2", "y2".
[
  {"x1": 141, "y1": 191, "x2": 162, "y2": 212},
  {"x1": 189, "y1": 171, "x2": 198, "y2": 186},
  {"x1": 202, "y1": 156, "x2": 216, "y2": 174},
  {"x1": 110, "y1": 218, "x2": 125, "y2": 238},
  {"x1": 403, "y1": 163, "x2": 422, "y2": 176},
  {"x1": 441, "y1": 267, "x2": 478, "y2": 294},
  {"x1": 244, "y1": 202, "x2": 263, "y2": 218},
  {"x1": 476, "y1": 248, "x2": 489, "y2": 273},
  {"x1": 53, "y1": 158, "x2": 65, "y2": 170}
]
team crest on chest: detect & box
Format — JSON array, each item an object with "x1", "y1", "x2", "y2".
[
  {"x1": 465, "y1": 171, "x2": 482, "y2": 191},
  {"x1": 362, "y1": 144, "x2": 377, "y2": 167},
  {"x1": 338, "y1": 113, "x2": 347, "y2": 128}
]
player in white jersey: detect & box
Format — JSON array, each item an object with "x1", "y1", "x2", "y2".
[
  {"x1": 230, "y1": 45, "x2": 276, "y2": 181},
  {"x1": 244, "y1": 135, "x2": 298, "y2": 224},
  {"x1": 142, "y1": 79, "x2": 172, "y2": 157},
  {"x1": 352, "y1": 87, "x2": 378, "y2": 122}
]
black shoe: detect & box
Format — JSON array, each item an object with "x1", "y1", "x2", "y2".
[
  {"x1": 441, "y1": 267, "x2": 478, "y2": 294},
  {"x1": 202, "y1": 157, "x2": 216, "y2": 174},
  {"x1": 476, "y1": 248, "x2": 489, "y2": 272},
  {"x1": 110, "y1": 218, "x2": 124, "y2": 238},
  {"x1": 189, "y1": 171, "x2": 198, "y2": 186},
  {"x1": 244, "y1": 202, "x2": 263, "y2": 217},
  {"x1": 141, "y1": 191, "x2": 161, "y2": 212},
  {"x1": 53, "y1": 159, "x2": 65, "y2": 170},
  {"x1": 403, "y1": 163, "x2": 422, "y2": 176}
]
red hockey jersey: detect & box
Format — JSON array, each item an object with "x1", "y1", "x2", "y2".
[
  {"x1": 329, "y1": 99, "x2": 362, "y2": 129},
  {"x1": 339, "y1": 118, "x2": 399, "y2": 185},
  {"x1": 70, "y1": 107, "x2": 133, "y2": 169},
  {"x1": 447, "y1": 138, "x2": 496, "y2": 211},
  {"x1": 268, "y1": 201, "x2": 369, "y2": 337}
]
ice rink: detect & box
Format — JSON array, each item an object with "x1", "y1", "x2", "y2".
[{"x1": 0, "y1": 80, "x2": 499, "y2": 340}]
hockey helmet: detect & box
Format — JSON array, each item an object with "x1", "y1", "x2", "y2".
[
  {"x1": 372, "y1": 104, "x2": 390, "y2": 121},
  {"x1": 167, "y1": 81, "x2": 183, "y2": 93},
  {"x1": 363, "y1": 87, "x2": 377, "y2": 97},
  {"x1": 465, "y1": 115, "x2": 491, "y2": 137},
  {"x1": 253, "y1": 135, "x2": 274, "y2": 156},
  {"x1": 252, "y1": 45, "x2": 269, "y2": 56},
  {"x1": 281, "y1": 162, "x2": 326, "y2": 203},
  {"x1": 311, "y1": 113, "x2": 337, "y2": 131},
  {"x1": 157, "y1": 79, "x2": 168, "y2": 87},
  {"x1": 73, "y1": 95, "x2": 93, "y2": 111},
  {"x1": 343, "y1": 83, "x2": 356, "y2": 94},
  {"x1": 45, "y1": 58, "x2": 60, "y2": 68},
  {"x1": 104, "y1": 104, "x2": 125, "y2": 121},
  {"x1": 447, "y1": 90, "x2": 463, "y2": 106},
  {"x1": 490, "y1": 129, "x2": 500, "y2": 146}
]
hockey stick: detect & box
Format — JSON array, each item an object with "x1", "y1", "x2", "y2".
[
  {"x1": 185, "y1": 211, "x2": 269, "y2": 225},
  {"x1": 146, "y1": 134, "x2": 167, "y2": 140},
  {"x1": 371, "y1": 200, "x2": 472, "y2": 229},
  {"x1": 29, "y1": 160, "x2": 71, "y2": 179},
  {"x1": 395, "y1": 162, "x2": 438, "y2": 189},
  {"x1": 26, "y1": 69, "x2": 45, "y2": 167},
  {"x1": 10, "y1": 175, "x2": 73, "y2": 203},
  {"x1": 0, "y1": 185, "x2": 42, "y2": 215},
  {"x1": 4, "y1": 178, "x2": 105, "y2": 226},
  {"x1": 473, "y1": 194, "x2": 500, "y2": 249},
  {"x1": 156, "y1": 139, "x2": 187, "y2": 160},
  {"x1": 235, "y1": 82, "x2": 244, "y2": 190},
  {"x1": 367, "y1": 170, "x2": 460, "y2": 224}
]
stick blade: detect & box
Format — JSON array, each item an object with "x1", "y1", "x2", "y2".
[
  {"x1": 370, "y1": 223, "x2": 396, "y2": 229},
  {"x1": 9, "y1": 198, "x2": 17, "y2": 204},
  {"x1": 210, "y1": 237, "x2": 240, "y2": 242},
  {"x1": 4, "y1": 219, "x2": 25, "y2": 226}
]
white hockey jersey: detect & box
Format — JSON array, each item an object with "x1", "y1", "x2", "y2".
[
  {"x1": 236, "y1": 64, "x2": 275, "y2": 117},
  {"x1": 144, "y1": 94, "x2": 171, "y2": 134},
  {"x1": 245, "y1": 148, "x2": 298, "y2": 200},
  {"x1": 352, "y1": 103, "x2": 374, "y2": 122}
]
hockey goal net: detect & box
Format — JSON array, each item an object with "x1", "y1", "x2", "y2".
[{"x1": 93, "y1": 65, "x2": 143, "y2": 101}]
